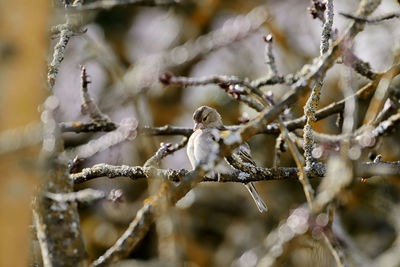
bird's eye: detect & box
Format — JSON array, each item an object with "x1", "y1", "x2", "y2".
[{"x1": 202, "y1": 115, "x2": 208, "y2": 122}]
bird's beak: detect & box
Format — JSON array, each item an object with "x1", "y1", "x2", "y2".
[{"x1": 194, "y1": 123, "x2": 204, "y2": 130}]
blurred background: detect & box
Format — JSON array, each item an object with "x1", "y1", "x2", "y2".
[{"x1": 1, "y1": 0, "x2": 400, "y2": 266}]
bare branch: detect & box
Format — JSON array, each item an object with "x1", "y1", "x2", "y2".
[
  {"x1": 263, "y1": 34, "x2": 279, "y2": 76},
  {"x1": 320, "y1": 0, "x2": 334, "y2": 55},
  {"x1": 47, "y1": 24, "x2": 73, "y2": 90},
  {"x1": 144, "y1": 138, "x2": 188, "y2": 168},
  {"x1": 59, "y1": 121, "x2": 117, "y2": 133},
  {"x1": 363, "y1": 64, "x2": 400, "y2": 124},
  {"x1": 44, "y1": 188, "x2": 106, "y2": 203},
  {"x1": 340, "y1": 11, "x2": 400, "y2": 23},
  {"x1": 72, "y1": 160, "x2": 400, "y2": 185},
  {"x1": 65, "y1": 0, "x2": 179, "y2": 11},
  {"x1": 80, "y1": 65, "x2": 112, "y2": 123}
]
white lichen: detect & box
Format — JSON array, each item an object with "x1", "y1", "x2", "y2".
[{"x1": 238, "y1": 172, "x2": 250, "y2": 180}]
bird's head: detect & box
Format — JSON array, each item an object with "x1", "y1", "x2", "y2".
[{"x1": 192, "y1": 106, "x2": 223, "y2": 130}]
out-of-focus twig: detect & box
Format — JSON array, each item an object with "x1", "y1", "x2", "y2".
[
  {"x1": 92, "y1": 199, "x2": 155, "y2": 266},
  {"x1": 124, "y1": 4, "x2": 271, "y2": 98},
  {"x1": 65, "y1": 0, "x2": 179, "y2": 11},
  {"x1": 340, "y1": 11, "x2": 400, "y2": 23},
  {"x1": 0, "y1": 122, "x2": 42, "y2": 155},
  {"x1": 363, "y1": 64, "x2": 400, "y2": 124},
  {"x1": 44, "y1": 188, "x2": 106, "y2": 203},
  {"x1": 144, "y1": 140, "x2": 187, "y2": 265},
  {"x1": 341, "y1": 47, "x2": 381, "y2": 80},
  {"x1": 59, "y1": 121, "x2": 117, "y2": 133},
  {"x1": 61, "y1": 117, "x2": 137, "y2": 161}
]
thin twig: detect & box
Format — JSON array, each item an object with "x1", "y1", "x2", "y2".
[
  {"x1": 80, "y1": 65, "x2": 112, "y2": 123},
  {"x1": 144, "y1": 137, "x2": 188, "y2": 168},
  {"x1": 59, "y1": 121, "x2": 117, "y2": 133},
  {"x1": 44, "y1": 188, "x2": 106, "y2": 203},
  {"x1": 363, "y1": 64, "x2": 400, "y2": 124},
  {"x1": 65, "y1": 0, "x2": 179, "y2": 11},
  {"x1": 47, "y1": 24, "x2": 73, "y2": 90},
  {"x1": 340, "y1": 11, "x2": 400, "y2": 23},
  {"x1": 263, "y1": 34, "x2": 278, "y2": 76}
]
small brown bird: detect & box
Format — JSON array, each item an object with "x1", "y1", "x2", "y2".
[{"x1": 187, "y1": 106, "x2": 268, "y2": 212}]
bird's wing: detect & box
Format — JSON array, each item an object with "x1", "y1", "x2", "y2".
[{"x1": 226, "y1": 142, "x2": 257, "y2": 170}]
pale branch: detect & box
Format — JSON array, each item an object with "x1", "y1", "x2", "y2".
[
  {"x1": 72, "y1": 163, "x2": 300, "y2": 184},
  {"x1": 303, "y1": 0, "x2": 333, "y2": 170},
  {"x1": 273, "y1": 134, "x2": 285, "y2": 167},
  {"x1": 144, "y1": 138, "x2": 188, "y2": 168},
  {"x1": 61, "y1": 118, "x2": 138, "y2": 162},
  {"x1": 80, "y1": 65, "x2": 112, "y2": 123},
  {"x1": 373, "y1": 99, "x2": 396, "y2": 126},
  {"x1": 32, "y1": 209, "x2": 52, "y2": 267},
  {"x1": 302, "y1": 107, "x2": 400, "y2": 146},
  {"x1": 355, "y1": 160, "x2": 400, "y2": 178},
  {"x1": 340, "y1": 11, "x2": 400, "y2": 23},
  {"x1": 92, "y1": 199, "x2": 155, "y2": 267},
  {"x1": 59, "y1": 66, "x2": 118, "y2": 133},
  {"x1": 363, "y1": 64, "x2": 400, "y2": 124},
  {"x1": 250, "y1": 74, "x2": 295, "y2": 88},
  {"x1": 160, "y1": 72, "x2": 294, "y2": 97},
  {"x1": 341, "y1": 47, "x2": 381, "y2": 81},
  {"x1": 44, "y1": 188, "x2": 106, "y2": 203},
  {"x1": 159, "y1": 72, "x2": 266, "y2": 111},
  {"x1": 263, "y1": 34, "x2": 278, "y2": 76},
  {"x1": 372, "y1": 110, "x2": 400, "y2": 137},
  {"x1": 320, "y1": 0, "x2": 334, "y2": 55},
  {"x1": 47, "y1": 23, "x2": 73, "y2": 91},
  {"x1": 50, "y1": 25, "x2": 87, "y2": 38},
  {"x1": 0, "y1": 122, "x2": 42, "y2": 156},
  {"x1": 303, "y1": 81, "x2": 323, "y2": 169},
  {"x1": 65, "y1": 0, "x2": 179, "y2": 11},
  {"x1": 71, "y1": 160, "x2": 400, "y2": 185},
  {"x1": 140, "y1": 125, "x2": 194, "y2": 137}
]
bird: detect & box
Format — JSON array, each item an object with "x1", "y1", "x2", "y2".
[{"x1": 187, "y1": 106, "x2": 268, "y2": 213}]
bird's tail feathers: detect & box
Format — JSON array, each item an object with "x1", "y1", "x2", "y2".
[{"x1": 245, "y1": 182, "x2": 268, "y2": 213}]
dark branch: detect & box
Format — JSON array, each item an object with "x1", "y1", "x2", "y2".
[{"x1": 340, "y1": 12, "x2": 400, "y2": 23}]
